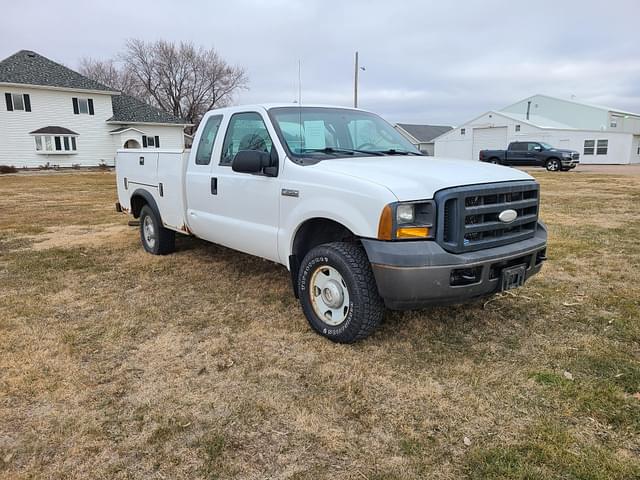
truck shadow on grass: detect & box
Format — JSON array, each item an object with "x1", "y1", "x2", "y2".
[{"x1": 172, "y1": 234, "x2": 524, "y2": 351}]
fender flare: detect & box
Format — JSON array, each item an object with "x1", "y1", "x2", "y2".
[{"x1": 130, "y1": 188, "x2": 161, "y2": 220}]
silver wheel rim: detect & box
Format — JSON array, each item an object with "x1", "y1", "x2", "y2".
[
  {"x1": 143, "y1": 215, "x2": 156, "y2": 249},
  {"x1": 309, "y1": 265, "x2": 350, "y2": 326},
  {"x1": 548, "y1": 160, "x2": 559, "y2": 171}
]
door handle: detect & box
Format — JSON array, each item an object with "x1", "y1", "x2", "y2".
[{"x1": 211, "y1": 177, "x2": 217, "y2": 195}]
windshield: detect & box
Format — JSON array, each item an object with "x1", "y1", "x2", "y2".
[
  {"x1": 539, "y1": 142, "x2": 554, "y2": 149},
  {"x1": 269, "y1": 107, "x2": 422, "y2": 160}
]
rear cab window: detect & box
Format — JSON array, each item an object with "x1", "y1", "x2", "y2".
[{"x1": 195, "y1": 115, "x2": 223, "y2": 165}]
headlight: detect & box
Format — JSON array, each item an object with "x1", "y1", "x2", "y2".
[
  {"x1": 396, "y1": 204, "x2": 415, "y2": 224},
  {"x1": 562, "y1": 153, "x2": 572, "y2": 158},
  {"x1": 378, "y1": 201, "x2": 436, "y2": 240}
]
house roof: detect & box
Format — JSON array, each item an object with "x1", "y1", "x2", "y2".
[
  {"x1": 396, "y1": 124, "x2": 453, "y2": 143},
  {"x1": 29, "y1": 126, "x2": 79, "y2": 135},
  {"x1": 496, "y1": 111, "x2": 574, "y2": 129},
  {"x1": 109, "y1": 126, "x2": 146, "y2": 135},
  {"x1": 0, "y1": 50, "x2": 117, "y2": 93},
  {"x1": 502, "y1": 94, "x2": 640, "y2": 119},
  {"x1": 109, "y1": 93, "x2": 188, "y2": 125}
]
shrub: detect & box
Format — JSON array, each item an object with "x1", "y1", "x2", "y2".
[{"x1": 0, "y1": 165, "x2": 18, "y2": 174}]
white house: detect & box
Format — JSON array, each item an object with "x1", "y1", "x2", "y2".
[
  {"x1": 394, "y1": 123, "x2": 453, "y2": 155},
  {"x1": 434, "y1": 94, "x2": 640, "y2": 164},
  {"x1": 0, "y1": 50, "x2": 189, "y2": 168}
]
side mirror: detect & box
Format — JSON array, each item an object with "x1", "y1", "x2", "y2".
[
  {"x1": 232, "y1": 149, "x2": 278, "y2": 176},
  {"x1": 534, "y1": 146, "x2": 542, "y2": 151}
]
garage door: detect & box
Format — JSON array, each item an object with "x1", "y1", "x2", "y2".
[{"x1": 472, "y1": 127, "x2": 508, "y2": 161}]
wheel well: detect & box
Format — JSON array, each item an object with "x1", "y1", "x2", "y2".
[
  {"x1": 289, "y1": 218, "x2": 358, "y2": 298},
  {"x1": 292, "y1": 218, "x2": 357, "y2": 260},
  {"x1": 489, "y1": 156, "x2": 500, "y2": 163},
  {"x1": 546, "y1": 156, "x2": 560, "y2": 163},
  {"x1": 130, "y1": 194, "x2": 148, "y2": 218}
]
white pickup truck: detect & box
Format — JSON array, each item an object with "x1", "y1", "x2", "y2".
[{"x1": 116, "y1": 104, "x2": 547, "y2": 343}]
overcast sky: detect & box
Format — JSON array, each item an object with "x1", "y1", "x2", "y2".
[{"x1": 2, "y1": 0, "x2": 639, "y2": 125}]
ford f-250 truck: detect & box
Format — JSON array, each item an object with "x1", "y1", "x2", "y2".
[
  {"x1": 116, "y1": 105, "x2": 547, "y2": 343},
  {"x1": 480, "y1": 141, "x2": 580, "y2": 171}
]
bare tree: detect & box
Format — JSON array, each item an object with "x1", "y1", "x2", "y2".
[
  {"x1": 78, "y1": 58, "x2": 138, "y2": 96},
  {"x1": 80, "y1": 39, "x2": 248, "y2": 131}
]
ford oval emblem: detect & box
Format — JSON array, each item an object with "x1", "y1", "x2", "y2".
[{"x1": 499, "y1": 209, "x2": 518, "y2": 223}]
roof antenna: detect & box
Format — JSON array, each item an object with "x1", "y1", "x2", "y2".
[{"x1": 297, "y1": 59, "x2": 302, "y2": 105}]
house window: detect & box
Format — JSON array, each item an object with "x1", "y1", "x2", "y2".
[
  {"x1": 72, "y1": 97, "x2": 94, "y2": 115},
  {"x1": 460, "y1": 128, "x2": 466, "y2": 135},
  {"x1": 142, "y1": 135, "x2": 160, "y2": 148},
  {"x1": 34, "y1": 135, "x2": 78, "y2": 153},
  {"x1": 596, "y1": 139, "x2": 608, "y2": 155},
  {"x1": 515, "y1": 125, "x2": 521, "y2": 132},
  {"x1": 583, "y1": 140, "x2": 595, "y2": 155},
  {"x1": 610, "y1": 119, "x2": 617, "y2": 128},
  {"x1": 4, "y1": 92, "x2": 31, "y2": 112}
]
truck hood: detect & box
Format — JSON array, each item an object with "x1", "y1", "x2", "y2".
[{"x1": 315, "y1": 156, "x2": 534, "y2": 201}]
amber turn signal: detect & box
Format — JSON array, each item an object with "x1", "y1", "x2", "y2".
[
  {"x1": 396, "y1": 227, "x2": 430, "y2": 238},
  {"x1": 377, "y1": 204, "x2": 393, "y2": 240}
]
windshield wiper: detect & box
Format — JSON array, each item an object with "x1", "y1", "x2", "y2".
[
  {"x1": 300, "y1": 147, "x2": 384, "y2": 156},
  {"x1": 373, "y1": 149, "x2": 424, "y2": 156}
]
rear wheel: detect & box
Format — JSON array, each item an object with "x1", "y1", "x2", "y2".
[
  {"x1": 489, "y1": 157, "x2": 500, "y2": 164},
  {"x1": 298, "y1": 242, "x2": 384, "y2": 343},
  {"x1": 139, "y1": 205, "x2": 175, "y2": 255},
  {"x1": 546, "y1": 158, "x2": 560, "y2": 171}
]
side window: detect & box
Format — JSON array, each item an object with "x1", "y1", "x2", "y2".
[
  {"x1": 195, "y1": 115, "x2": 222, "y2": 165},
  {"x1": 510, "y1": 142, "x2": 525, "y2": 151},
  {"x1": 527, "y1": 143, "x2": 539, "y2": 151},
  {"x1": 583, "y1": 140, "x2": 595, "y2": 155},
  {"x1": 220, "y1": 112, "x2": 272, "y2": 166}
]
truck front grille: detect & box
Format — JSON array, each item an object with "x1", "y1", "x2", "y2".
[{"x1": 435, "y1": 181, "x2": 540, "y2": 253}]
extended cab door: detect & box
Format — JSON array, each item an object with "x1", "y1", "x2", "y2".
[
  {"x1": 507, "y1": 142, "x2": 528, "y2": 165},
  {"x1": 206, "y1": 110, "x2": 281, "y2": 263},
  {"x1": 185, "y1": 114, "x2": 224, "y2": 239}
]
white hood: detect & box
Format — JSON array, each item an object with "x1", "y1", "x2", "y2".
[{"x1": 315, "y1": 156, "x2": 534, "y2": 201}]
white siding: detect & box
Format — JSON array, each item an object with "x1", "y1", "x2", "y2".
[
  {"x1": 110, "y1": 124, "x2": 185, "y2": 155},
  {"x1": 0, "y1": 85, "x2": 185, "y2": 168}
]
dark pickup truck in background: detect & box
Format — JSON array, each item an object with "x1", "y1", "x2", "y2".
[{"x1": 480, "y1": 141, "x2": 580, "y2": 172}]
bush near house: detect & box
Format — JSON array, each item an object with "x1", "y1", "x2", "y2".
[
  {"x1": 0, "y1": 172, "x2": 638, "y2": 479},
  {"x1": 0, "y1": 165, "x2": 17, "y2": 174}
]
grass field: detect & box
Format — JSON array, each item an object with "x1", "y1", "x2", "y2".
[{"x1": 1, "y1": 170, "x2": 639, "y2": 479}]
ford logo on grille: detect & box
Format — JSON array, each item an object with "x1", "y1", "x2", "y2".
[{"x1": 498, "y1": 209, "x2": 518, "y2": 223}]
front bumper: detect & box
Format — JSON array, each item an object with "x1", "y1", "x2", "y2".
[
  {"x1": 361, "y1": 223, "x2": 547, "y2": 310},
  {"x1": 561, "y1": 157, "x2": 579, "y2": 168}
]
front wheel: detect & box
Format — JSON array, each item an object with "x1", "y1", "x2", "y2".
[
  {"x1": 546, "y1": 158, "x2": 560, "y2": 171},
  {"x1": 298, "y1": 242, "x2": 385, "y2": 343}
]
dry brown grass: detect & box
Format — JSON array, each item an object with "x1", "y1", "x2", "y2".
[{"x1": 1, "y1": 170, "x2": 639, "y2": 479}]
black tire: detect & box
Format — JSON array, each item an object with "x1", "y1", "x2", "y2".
[
  {"x1": 139, "y1": 205, "x2": 175, "y2": 255},
  {"x1": 545, "y1": 158, "x2": 560, "y2": 172},
  {"x1": 298, "y1": 242, "x2": 384, "y2": 343},
  {"x1": 489, "y1": 157, "x2": 500, "y2": 164}
]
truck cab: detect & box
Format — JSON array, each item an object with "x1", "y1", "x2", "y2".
[{"x1": 116, "y1": 104, "x2": 547, "y2": 343}]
